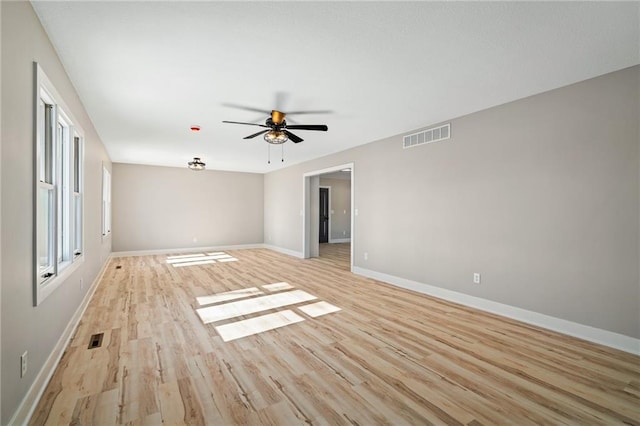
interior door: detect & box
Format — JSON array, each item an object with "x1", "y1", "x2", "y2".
[{"x1": 319, "y1": 187, "x2": 329, "y2": 243}]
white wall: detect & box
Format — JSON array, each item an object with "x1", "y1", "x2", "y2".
[
  {"x1": 112, "y1": 163, "x2": 264, "y2": 253},
  {"x1": 264, "y1": 66, "x2": 640, "y2": 340},
  {"x1": 1, "y1": 2, "x2": 112, "y2": 423}
]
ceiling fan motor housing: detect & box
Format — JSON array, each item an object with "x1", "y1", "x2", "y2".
[{"x1": 271, "y1": 110, "x2": 286, "y2": 124}]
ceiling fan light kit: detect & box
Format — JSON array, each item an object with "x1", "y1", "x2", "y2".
[
  {"x1": 222, "y1": 109, "x2": 328, "y2": 145},
  {"x1": 222, "y1": 106, "x2": 329, "y2": 164},
  {"x1": 264, "y1": 130, "x2": 288, "y2": 144},
  {"x1": 188, "y1": 157, "x2": 206, "y2": 171}
]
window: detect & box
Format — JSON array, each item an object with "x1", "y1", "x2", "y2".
[
  {"x1": 102, "y1": 166, "x2": 111, "y2": 237},
  {"x1": 34, "y1": 63, "x2": 84, "y2": 305},
  {"x1": 73, "y1": 135, "x2": 83, "y2": 257}
]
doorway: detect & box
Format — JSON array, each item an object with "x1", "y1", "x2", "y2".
[
  {"x1": 319, "y1": 187, "x2": 330, "y2": 243},
  {"x1": 302, "y1": 162, "x2": 354, "y2": 271}
]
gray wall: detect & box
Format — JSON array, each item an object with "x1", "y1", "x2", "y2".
[
  {"x1": 112, "y1": 163, "x2": 264, "y2": 252},
  {"x1": 264, "y1": 66, "x2": 640, "y2": 339},
  {"x1": 320, "y1": 177, "x2": 351, "y2": 240},
  {"x1": 1, "y1": 2, "x2": 112, "y2": 423}
]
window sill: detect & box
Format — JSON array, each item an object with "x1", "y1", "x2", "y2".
[{"x1": 35, "y1": 255, "x2": 84, "y2": 306}]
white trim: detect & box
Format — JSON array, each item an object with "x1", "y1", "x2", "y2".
[
  {"x1": 37, "y1": 256, "x2": 84, "y2": 304},
  {"x1": 302, "y1": 164, "x2": 354, "y2": 178},
  {"x1": 353, "y1": 266, "x2": 640, "y2": 355},
  {"x1": 328, "y1": 238, "x2": 351, "y2": 243},
  {"x1": 302, "y1": 162, "x2": 354, "y2": 271},
  {"x1": 111, "y1": 243, "x2": 265, "y2": 258},
  {"x1": 263, "y1": 244, "x2": 304, "y2": 259},
  {"x1": 101, "y1": 165, "x2": 111, "y2": 237},
  {"x1": 35, "y1": 63, "x2": 82, "y2": 130},
  {"x1": 33, "y1": 62, "x2": 86, "y2": 306},
  {"x1": 12, "y1": 257, "x2": 112, "y2": 426}
]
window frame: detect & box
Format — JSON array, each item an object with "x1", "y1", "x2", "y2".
[
  {"x1": 34, "y1": 63, "x2": 85, "y2": 306},
  {"x1": 73, "y1": 133, "x2": 83, "y2": 258},
  {"x1": 102, "y1": 165, "x2": 111, "y2": 238}
]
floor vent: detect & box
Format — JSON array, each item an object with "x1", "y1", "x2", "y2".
[
  {"x1": 88, "y1": 333, "x2": 104, "y2": 349},
  {"x1": 403, "y1": 123, "x2": 450, "y2": 149}
]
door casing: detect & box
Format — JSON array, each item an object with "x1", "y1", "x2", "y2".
[{"x1": 302, "y1": 162, "x2": 354, "y2": 270}]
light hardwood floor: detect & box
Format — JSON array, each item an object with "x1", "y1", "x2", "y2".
[{"x1": 31, "y1": 245, "x2": 640, "y2": 425}]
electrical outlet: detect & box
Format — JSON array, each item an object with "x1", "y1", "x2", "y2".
[
  {"x1": 364, "y1": 252, "x2": 368, "y2": 261},
  {"x1": 21, "y1": 351, "x2": 28, "y2": 378},
  {"x1": 343, "y1": 230, "x2": 346, "y2": 236},
  {"x1": 473, "y1": 273, "x2": 481, "y2": 284},
  {"x1": 192, "y1": 237, "x2": 198, "y2": 243}
]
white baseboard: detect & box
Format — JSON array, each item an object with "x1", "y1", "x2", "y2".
[
  {"x1": 328, "y1": 238, "x2": 351, "y2": 243},
  {"x1": 111, "y1": 243, "x2": 264, "y2": 257},
  {"x1": 112, "y1": 243, "x2": 306, "y2": 260},
  {"x1": 353, "y1": 266, "x2": 640, "y2": 355},
  {"x1": 262, "y1": 244, "x2": 304, "y2": 259},
  {"x1": 10, "y1": 257, "x2": 113, "y2": 426}
]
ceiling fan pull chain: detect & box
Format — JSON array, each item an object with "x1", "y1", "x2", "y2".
[
  {"x1": 267, "y1": 143, "x2": 271, "y2": 164},
  {"x1": 281, "y1": 144, "x2": 284, "y2": 162}
]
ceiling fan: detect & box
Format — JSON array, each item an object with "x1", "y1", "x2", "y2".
[{"x1": 222, "y1": 109, "x2": 328, "y2": 144}]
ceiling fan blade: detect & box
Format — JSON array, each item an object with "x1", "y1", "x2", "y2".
[
  {"x1": 222, "y1": 103, "x2": 271, "y2": 115},
  {"x1": 243, "y1": 130, "x2": 269, "y2": 139},
  {"x1": 222, "y1": 120, "x2": 269, "y2": 128},
  {"x1": 284, "y1": 130, "x2": 304, "y2": 143},
  {"x1": 285, "y1": 124, "x2": 328, "y2": 131},
  {"x1": 285, "y1": 110, "x2": 333, "y2": 115}
]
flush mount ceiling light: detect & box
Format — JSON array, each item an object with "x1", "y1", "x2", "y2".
[{"x1": 188, "y1": 157, "x2": 206, "y2": 171}]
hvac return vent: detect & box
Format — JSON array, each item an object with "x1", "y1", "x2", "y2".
[{"x1": 403, "y1": 123, "x2": 450, "y2": 149}]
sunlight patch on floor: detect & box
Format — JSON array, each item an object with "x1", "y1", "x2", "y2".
[
  {"x1": 196, "y1": 290, "x2": 317, "y2": 324},
  {"x1": 197, "y1": 287, "x2": 263, "y2": 306},
  {"x1": 262, "y1": 282, "x2": 294, "y2": 292},
  {"x1": 166, "y1": 251, "x2": 239, "y2": 268},
  {"x1": 166, "y1": 253, "x2": 206, "y2": 260},
  {"x1": 298, "y1": 301, "x2": 342, "y2": 318},
  {"x1": 215, "y1": 310, "x2": 305, "y2": 342},
  {"x1": 172, "y1": 259, "x2": 216, "y2": 268},
  {"x1": 196, "y1": 282, "x2": 342, "y2": 341}
]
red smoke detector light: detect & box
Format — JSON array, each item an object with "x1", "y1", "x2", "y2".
[{"x1": 190, "y1": 125, "x2": 201, "y2": 132}]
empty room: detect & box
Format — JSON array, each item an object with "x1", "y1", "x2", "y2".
[{"x1": 1, "y1": 1, "x2": 639, "y2": 425}]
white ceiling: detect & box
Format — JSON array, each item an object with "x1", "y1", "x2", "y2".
[{"x1": 32, "y1": 1, "x2": 639, "y2": 174}]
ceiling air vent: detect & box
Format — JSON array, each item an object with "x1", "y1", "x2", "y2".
[{"x1": 403, "y1": 123, "x2": 450, "y2": 149}]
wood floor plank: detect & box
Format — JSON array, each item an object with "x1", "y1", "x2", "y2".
[{"x1": 30, "y1": 244, "x2": 640, "y2": 425}]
